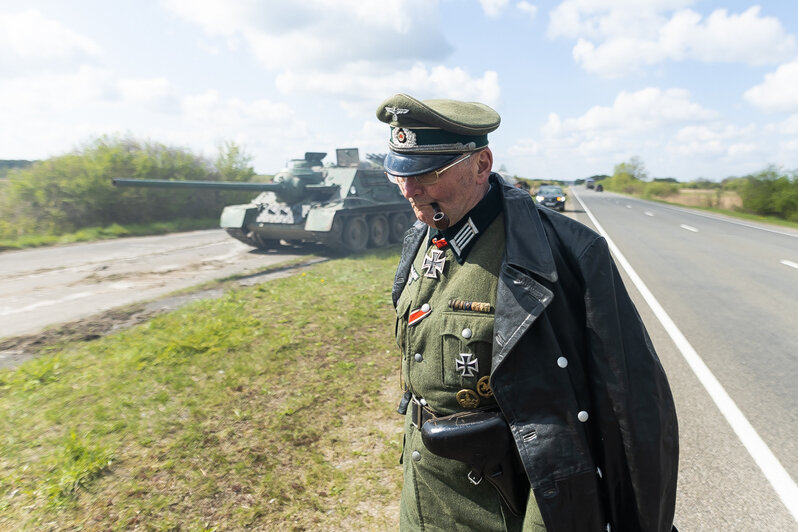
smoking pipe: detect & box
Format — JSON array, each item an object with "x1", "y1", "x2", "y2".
[{"x1": 431, "y1": 202, "x2": 450, "y2": 230}]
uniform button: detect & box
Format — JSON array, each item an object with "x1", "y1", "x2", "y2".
[
  {"x1": 461, "y1": 328, "x2": 472, "y2": 339},
  {"x1": 414, "y1": 353, "x2": 423, "y2": 362},
  {"x1": 578, "y1": 410, "x2": 589, "y2": 422},
  {"x1": 411, "y1": 450, "x2": 422, "y2": 462},
  {"x1": 557, "y1": 356, "x2": 568, "y2": 368},
  {"x1": 421, "y1": 303, "x2": 430, "y2": 312}
]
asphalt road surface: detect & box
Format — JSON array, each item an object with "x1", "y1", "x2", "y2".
[
  {"x1": 568, "y1": 188, "x2": 798, "y2": 531},
  {"x1": 0, "y1": 230, "x2": 304, "y2": 340}
]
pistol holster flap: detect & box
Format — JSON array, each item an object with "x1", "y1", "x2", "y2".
[
  {"x1": 420, "y1": 410, "x2": 529, "y2": 517},
  {"x1": 420, "y1": 410, "x2": 510, "y2": 462}
]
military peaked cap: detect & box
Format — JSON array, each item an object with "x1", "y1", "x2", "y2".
[{"x1": 376, "y1": 93, "x2": 501, "y2": 176}]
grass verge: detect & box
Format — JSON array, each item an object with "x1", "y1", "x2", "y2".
[
  {"x1": 0, "y1": 218, "x2": 219, "y2": 252},
  {"x1": 0, "y1": 248, "x2": 404, "y2": 530}
]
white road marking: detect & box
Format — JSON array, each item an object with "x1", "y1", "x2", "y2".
[
  {"x1": 651, "y1": 203, "x2": 798, "y2": 238},
  {"x1": 780, "y1": 260, "x2": 798, "y2": 270},
  {"x1": 645, "y1": 211, "x2": 654, "y2": 217},
  {"x1": 680, "y1": 224, "x2": 699, "y2": 232},
  {"x1": 572, "y1": 187, "x2": 798, "y2": 524},
  {"x1": 0, "y1": 291, "x2": 94, "y2": 317}
]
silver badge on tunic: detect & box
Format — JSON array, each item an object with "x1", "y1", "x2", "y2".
[
  {"x1": 455, "y1": 353, "x2": 479, "y2": 377},
  {"x1": 422, "y1": 249, "x2": 446, "y2": 279},
  {"x1": 407, "y1": 265, "x2": 420, "y2": 287}
]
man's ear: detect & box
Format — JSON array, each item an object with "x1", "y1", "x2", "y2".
[{"x1": 475, "y1": 148, "x2": 493, "y2": 184}]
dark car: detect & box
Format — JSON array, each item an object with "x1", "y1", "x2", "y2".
[{"x1": 535, "y1": 185, "x2": 567, "y2": 212}]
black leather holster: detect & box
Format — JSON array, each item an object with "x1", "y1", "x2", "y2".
[{"x1": 420, "y1": 410, "x2": 530, "y2": 516}]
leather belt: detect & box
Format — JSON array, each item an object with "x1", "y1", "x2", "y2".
[{"x1": 411, "y1": 396, "x2": 437, "y2": 429}]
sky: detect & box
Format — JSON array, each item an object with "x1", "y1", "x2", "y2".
[{"x1": 1, "y1": 0, "x2": 797, "y2": 182}]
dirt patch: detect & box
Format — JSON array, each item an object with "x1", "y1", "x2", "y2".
[{"x1": 0, "y1": 258, "x2": 328, "y2": 370}]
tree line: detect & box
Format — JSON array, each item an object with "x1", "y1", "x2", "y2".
[
  {"x1": 0, "y1": 137, "x2": 260, "y2": 241},
  {"x1": 599, "y1": 157, "x2": 798, "y2": 222}
]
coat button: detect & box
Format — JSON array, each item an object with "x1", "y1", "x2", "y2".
[
  {"x1": 421, "y1": 303, "x2": 430, "y2": 312},
  {"x1": 461, "y1": 328, "x2": 472, "y2": 339},
  {"x1": 578, "y1": 410, "x2": 589, "y2": 422},
  {"x1": 557, "y1": 356, "x2": 568, "y2": 368},
  {"x1": 411, "y1": 450, "x2": 421, "y2": 462},
  {"x1": 414, "y1": 353, "x2": 423, "y2": 362}
]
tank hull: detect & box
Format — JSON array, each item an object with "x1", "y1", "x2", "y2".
[{"x1": 114, "y1": 148, "x2": 415, "y2": 252}]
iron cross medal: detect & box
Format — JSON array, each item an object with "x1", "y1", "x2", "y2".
[{"x1": 422, "y1": 249, "x2": 446, "y2": 279}]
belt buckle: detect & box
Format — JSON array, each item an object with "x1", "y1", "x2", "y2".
[{"x1": 411, "y1": 396, "x2": 423, "y2": 429}]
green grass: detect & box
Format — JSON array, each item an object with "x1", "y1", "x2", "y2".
[
  {"x1": 0, "y1": 218, "x2": 219, "y2": 251},
  {"x1": 0, "y1": 249, "x2": 404, "y2": 530}
]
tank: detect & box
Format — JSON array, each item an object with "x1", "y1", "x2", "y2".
[{"x1": 112, "y1": 148, "x2": 414, "y2": 252}]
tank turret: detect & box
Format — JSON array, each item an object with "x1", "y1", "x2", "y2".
[{"x1": 112, "y1": 148, "x2": 413, "y2": 252}]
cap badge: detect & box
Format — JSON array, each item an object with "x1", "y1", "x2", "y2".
[
  {"x1": 385, "y1": 106, "x2": 409, "y2": 121},
  {"x1": 391, "y1": 127, "x2": 417, "y2": 147}
]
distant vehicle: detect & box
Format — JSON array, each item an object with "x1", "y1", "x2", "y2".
[
  {"x1": 535, "y1": 185, "x2": 567, "y2": 212},
  {"x1": 585, "y1": 178, "x2": 595, "y2": 189},
  {"x1": 113, "y1": 148, "x2": 413, "y2": 252},
  {"x1": 595, "y1": 184, "x2": 604, "y2": 192}
]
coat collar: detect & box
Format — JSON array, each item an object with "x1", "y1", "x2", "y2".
[{"x1": 496, "y1": 176, "x2": 558, "y2": 283}]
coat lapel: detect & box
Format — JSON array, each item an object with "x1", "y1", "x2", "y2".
[{"x1": 491, "y1": 183, "x2": 558, "y2": 373}]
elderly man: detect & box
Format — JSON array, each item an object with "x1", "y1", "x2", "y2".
[{"x1": 377, "y1": 94, "x2": 678, "y2": 532}]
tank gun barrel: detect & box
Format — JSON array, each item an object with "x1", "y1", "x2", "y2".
[{"x1": 112, "y1": 178, "x2": 283, "y2": 191}]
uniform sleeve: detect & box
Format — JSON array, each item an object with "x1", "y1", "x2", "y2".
[{"x1": 579, "y1": 236, "x2": 679, "y2": 532}]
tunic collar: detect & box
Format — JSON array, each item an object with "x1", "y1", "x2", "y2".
[{"x1": 428, "y1": 176, "x2": 502, "y2": 264}]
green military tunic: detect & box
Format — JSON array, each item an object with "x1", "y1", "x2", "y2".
[{"x1": 395, "y1": 212, "x2": 545, "y2": 531}]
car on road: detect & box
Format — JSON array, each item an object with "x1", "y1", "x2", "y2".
[{"x1": 535, "y1": 185, "x2": 567, "y2": 212}]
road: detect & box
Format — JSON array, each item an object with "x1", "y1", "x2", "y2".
[
  {"x1": 0, "y1": 230, "x2": 305, "y2": 340},
  {"x1": 568, "y1": 188, "x2": 798, "y2": 531}
]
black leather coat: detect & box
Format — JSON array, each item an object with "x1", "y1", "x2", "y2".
[{"x1": 392, "y1": 177, "x2": 678, "y2": 531}]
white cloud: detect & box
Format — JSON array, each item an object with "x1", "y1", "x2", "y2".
[
  {"x1": 0, "y1": 66, "x2": 119, "y2": 115},
  {"x1": 118, "y1": 78, "x2": 181, "y2": 113},
  {"x1": 275, "y1": 64, "x2": 501, "y2": 107},
  {"x1": 479, "y1": 0, "x2": 510, "y2": 18},
  {"x1": 766, "y1": 114, "x2": 798, "y2": 136},
  {"x1": 542, "y1": 87, "x2": 716, "y2": 137},
  {"x1": 744, "y1": 61, "x2": 798, "y2": 114},
  {"x1": 0, "y1": 9, "x2": 102, "y2": 64},
  {"x1": 506, "y1": 86, "x2": 729, "y2": 178},
  {"x1": 548, "y1": 2, "x2": 796, "y2": 77},
  {"x1": 516, "y1": 2, "x2": 538, "y2": 20},
  {"x1": 161, "y1": 0, "x2": 451, "y2": 71},
  {"x1": 668, "y1": 123, "x2": 756, "y2": 156}
]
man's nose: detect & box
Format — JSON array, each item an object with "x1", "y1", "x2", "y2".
[{"x1": 400, "y1": 177, "x2": 424, "y2": 198}]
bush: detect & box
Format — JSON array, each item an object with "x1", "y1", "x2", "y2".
[
  {"x1": 644, "y1": 181, "x2": 680, "y2": 197},
  {"x1": 0, "y1": 137, "x2": 256, "y2": 239},
  {"x1": 739, "y1": 166, "x2": 798, "y2": 221}
]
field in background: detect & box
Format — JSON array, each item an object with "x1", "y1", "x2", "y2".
[{"x1": 656, "y1": 188, "x2": 743, "y2": 210}]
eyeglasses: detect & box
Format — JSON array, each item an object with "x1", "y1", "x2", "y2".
[{"x1": 384, "y1": 153, "x2": 473, "y2": 185}]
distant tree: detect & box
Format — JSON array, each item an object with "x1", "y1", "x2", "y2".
[
  {"x1": 740, "y1": 166, "x2": 798, "y2": 221},
  {"x1": 604, "y1": 157, "x2": 647, "y2": 194},
  {"x1": 0, "y1": 160, "x2": 35, "y2": 178},
  {"x1": 215, "y1": 141, "x2": 256, "y2": 182}
]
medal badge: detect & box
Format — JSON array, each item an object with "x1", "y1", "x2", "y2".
[
  {"x1": 422, "y1": 249, "x2": 446, "y2": 279},
  {"x1": 455, "y1": 353, "x2": 479, "y2": 377}
]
